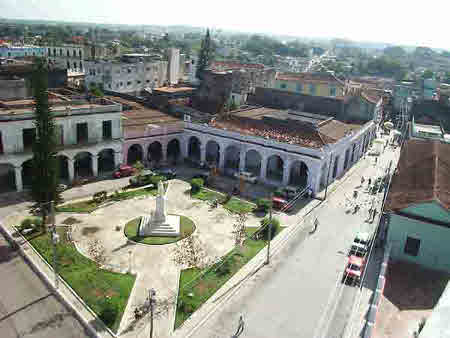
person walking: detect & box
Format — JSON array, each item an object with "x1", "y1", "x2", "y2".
[{"x1": 310, "y1": 218, "x2": 319, "y2": 234}]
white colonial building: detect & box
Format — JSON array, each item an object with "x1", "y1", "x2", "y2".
[
  {"x1": 0, "y1": 93, "x2": 123, "y2": 192},
  {"x1": 181, "y1": 108, "x2": 376, "y2": 195},
  {"x1": 84, "y1": 54, "x2": 170, "y2": 95}
]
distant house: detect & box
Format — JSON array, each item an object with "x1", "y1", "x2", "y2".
[
  {"x1": 385, "y1": 139, "x2": 450, "y2": 271},
  {"x1": 275, "y1": 72, "x2": 345, "y2": 98}
]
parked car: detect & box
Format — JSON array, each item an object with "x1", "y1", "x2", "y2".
[
  {"x1": 155, "y1": 168, "x2": 177, "y2": 179},
  {"x1": 113, "y1": 165, "x2": 135, "y2": 178},
  {"x1": 343, "y1": 255, "x2": 366, "y2": 285},
  {"x1": 272, "y1": 196, "x2": 292, "y2": 211},
  {"x1": 233, "y1": 171, "x2": 258, "y2": 184},
  {"x1": 284, "y1": 186, "x2": 305, "y2": 199},
  {"x1": 349, "y1": 232, "x2": 372, "y2": 256},
  {"x1": 129, "y1": 170, "x2": 155, "y2": 187}
]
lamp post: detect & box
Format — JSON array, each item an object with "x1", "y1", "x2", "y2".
[
  {"x1": 265, "y1": 193, "x2": 273, "y2": 265},
  {"x1": 148, "y1": 288, "x2": 156, "y2": 338},
  {"x1": 51, "y1": 227, "x2": 60, "y2": 289}
]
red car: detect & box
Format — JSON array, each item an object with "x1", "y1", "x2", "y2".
[
  {"x1": 113, "y1": 165, "x2": 135, "y2": 178},
  {"x1": 272, "y1": 196, "x2": 292, "y2": 211},
  {"x1": 343, "y1": 255, "x2": 366, "y2": 285}
]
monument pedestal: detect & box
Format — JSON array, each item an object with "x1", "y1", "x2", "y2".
[{"x1": 138, "y1": 181, "x2": 181, "y2": 237}]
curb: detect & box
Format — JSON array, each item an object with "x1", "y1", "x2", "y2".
[{"x1": 0, "y1": 223, "x2": 103, "y2": 338}]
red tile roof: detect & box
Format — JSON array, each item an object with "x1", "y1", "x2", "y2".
[
  {"x1": 276, "y1": 72, "x2": 344, "y2": 85},
  {"x1": 210, "y1": 61, "x2": 265, "y2": 71},
  {"x1": 385, "y1": 139, "x2": 450, "y2": 211}
]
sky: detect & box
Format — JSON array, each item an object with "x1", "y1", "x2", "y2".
[{"x1": 1, "y1": 0, "x2": 449, "y2": 50}]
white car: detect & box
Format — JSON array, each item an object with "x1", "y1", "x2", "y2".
[
  {"x1": 233, "y1": 171, "x2": 258, "y2": 184},
  {"x1": 350, "y1": 231, "x2": 371, "y2": 256}
]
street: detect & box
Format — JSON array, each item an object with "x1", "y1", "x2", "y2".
[
  {"x1": 0, "y1": 234, "x2": 89, "y2": 338},
  {"x1": 189, "y1": 143, "x2": 399, "y2": 338}
]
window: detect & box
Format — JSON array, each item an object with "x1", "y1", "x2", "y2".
[
  {"x1": 137, "y1": 80, "x2": 141, "y2": 84},
  {"x1": 404, "y1": 237, "x2": 421, "y2": 256},
  {"x1": 128, "y1": 68, "x2": 131, "y2": 73},
  {"x1": 79, "y1": 50, "x2": 82, "y2": 59},
  {"x1": 280, "y1": 83, "x2": 287, "y2": 89},
  {"x1": 108, "y1": 84, "x2": 111, "y2": 89},
  {"x1": 67, "y1": 61, "x2": 70, "y2": 69},
  {"x1": 67, "y1": 50, "x2": 70, "y2": 57},
  {"x1": 8, "y1": 52, "x2": 11, "y2": 57},
  {"x1": 76, "y1": 122, "x2": 88, "y2": 144},
  {"x1": 120, "y1": 82, "x2": 123, "y2": 86},
  {"x1": 25, "y1": 52, "x2": 27, "y2": 56},
  {"x1": 73, "y1": 50, "x2": 76, "y2": 57},
  {"x1": 146, "y1": 80, "x2": 150, "y2": 83},
  {"x1": 59, "y1": 48, "x2": 62, "y2": 56},
  {"x1": 330, "y1": 86, "x2": 337, "y2": 96},
  {"x1": 22, "y1": 128, "x2": 36, "y2": 150},
  {"x1": 146, "y1": 67, "x2": 150, "y2": 71},
  {"x1": 296, "y1": 83, "x2": 302, "y2": 92},
  {"x1": 127, "y1": 81, "x2": 131, "y2": 86},
  {"x1": 102, "y1": 121, "x2": 112, "y2": 140},
  {"x1": 309, "y1": 84, "x2": 316, "y2": 95},
  {"x1": 73, "y1": 62, "x2": 77, "y2": 69}
]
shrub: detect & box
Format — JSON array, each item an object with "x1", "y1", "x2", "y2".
[
  {"x1": 178, "y1": 290, "x2": 196, "y2": 314},
  {"x1": 257, "y1": 217, "x2": 280, "y2": 240},
  {"x1": 92, "y1": 191, "x2": 107, "y2": 204},
  {"x1": 98, "y1": 299, "x2": 118, "y2": 327},
  {"x1": 214, "y1": 257, "x2": 232, "y2": 277},
  {"x1": 20, "y1": 217, "x2": 43, "y2": 229},
  {"x1": 274, "y1": 188, "x2": 285, "y2": 198},
  {"x1": 190, "y1": 178, "x2": 204, "y2": 194},
  {"x1": 150, "y1": 175, "x2": 165, "y2": 185},
  {"x1": 221, "y1": 193, "x2": 232, "y2": 204},
  {"x1": 256, "y1": 199, "x2": 271, "y2": 213}
]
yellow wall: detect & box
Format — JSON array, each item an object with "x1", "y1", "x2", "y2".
[{"x1": 275, "y1": 80, "x2": 343, "y2": 97}]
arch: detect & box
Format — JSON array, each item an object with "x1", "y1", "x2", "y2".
[
  {"x1": 267, "y1": 154, "x2": 284, "y2": 182},
  {"x1": 205, "y1": 140, "x2": 220, "y2": 166},
  {"x1": 188, "y1": 136, "x2": 201, "y2": 161},
  {"x1": 224, "y1": 144, "x2": 240, "y2": 172},
  {"x1": 289, "y1": 160, "x2": 309, "y2": 187},
  {"x1": 21, "y1": 159, "x2": 33, "y2": 188},
  {"x1": 98, "y1": 149, "x2": 115, "y2": 173},
  {"x1": 127, "y1": 144, "x2": 143, "y2": 165},
  {"x1": 245, "y1": 149, "x2": 262, "y2": 176},
  {"x1": 167, "y1": 139, "x2": 181, "y2": 164},
  {"x1": 73, "y1": 62, "x2": 77, "y2": 70},
  {"x1": 74, "y1": 152, "x2": 93, "y2": 177},
  {"x1": 57, "y1": 155, "x2": 69, "y2": 181},
  {"x1": 0, "y1": 163, "x2": 16, "y2": 193},
  {"x1": 147, "y1": 141, "x2": 163, "y2": 164}
]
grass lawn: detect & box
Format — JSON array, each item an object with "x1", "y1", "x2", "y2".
[
  {"x1": 191, "y1": 189, "x2": 255, "y2": 214},
  {"x1": 124, "y1": 216, "x2": 196, "y2": 245},
  {"x1": 26, "y1": 227, "x2": 135, "y2": 332},
  {"x1": 224, "y1": 198, "x2": 255, "y2": 214},
  {"x1": 56, "y1": 186, "x2": 158, "y2": 213},
  {"x1": 190, "y1": 188, "x2": 224, "y2": 202},
  {"x1": 174, "y1": 226, "x2": 284, "y2": 329}
]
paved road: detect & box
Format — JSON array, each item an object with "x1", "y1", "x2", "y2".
[
  {"x1": 0, "y1": 234, "x2": 90, "y2": 338},
  {"x1": 191, "y1": 146, "x2": 399, "y2": 338}
]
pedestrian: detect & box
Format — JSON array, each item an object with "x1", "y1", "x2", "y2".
[
  {"x1": 361, "y1": 176, "x2": 365, "y2": 185},
  {"x1": 375, "y1": 157, "x2": 378, "y2": 164},
  {"x1": 368, "y1": 178, "x2": 372, "y2": 185},
  {"x1": 310, "y1": 218, "x2": 319, "y2": 234}
]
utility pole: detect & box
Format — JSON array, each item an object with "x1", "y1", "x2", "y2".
[
  {"x1": 266, "y1": 193, "x2": 273, "y2": 265},
  {"x1": 148, "y1": 288, "x2": 156, "y2": 338},
  {"x1": 50, "y1": 201, "x2": 60, "y2": 290}
]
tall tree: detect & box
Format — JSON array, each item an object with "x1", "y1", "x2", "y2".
[
  {"x1": 196, "y1": 29, "x2": 213, "y2": 80},
  {"x1": 30, "y1": 58, "x2": 61, "y2": 228}
]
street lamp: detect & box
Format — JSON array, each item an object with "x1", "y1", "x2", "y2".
[
  {"x1": 148, "y1": 288, "x2": 156, "y2": 338},
  {"x1": 51, "y1": 228, "x2": 60, "y2": 289}
]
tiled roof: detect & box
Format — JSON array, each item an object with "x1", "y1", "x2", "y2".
[
  {"x1": 210, "y1": 61, "x2": 265, "y2": 71},
  {"x1": 318, "y1": 120, "x2": 362, "y2": 141},
  {"x1": 276, "y1": 72, "x2": 344, "y2": 85},
  {"x1": 385, "y1": 139, "x2": 450, "y2": 211}
]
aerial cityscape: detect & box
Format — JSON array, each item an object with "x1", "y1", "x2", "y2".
[{"x1": 0, "y1": 3, "x2": 449, "y2": 338}]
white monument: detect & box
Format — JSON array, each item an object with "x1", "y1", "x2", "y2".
[{"x1": 139, "y1": 181, "x2": 180, "y2": 237}]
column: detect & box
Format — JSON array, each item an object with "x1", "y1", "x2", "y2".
[
  {"x1": 260, "y1": 155, "x2": 268, "y2": 183},
  {"x1": 14, "y1": 166, "x2": 23, "y2": 192},
  {"x1": 68, "y1": 158, "x2": 75, "y2": 182},
  {"x1": 282, "y1": 159, "x2": 291, "y2": 186},
  {"x1": 200, "y1": 144, "x2": 206, "y2": 164},
  {"x1": 219, "y1": 143, "x2": 226, "y2": 170},
  {"x1": 161, "y1": 143, "x2": 168, "y2": 163},
  {"x1": 92, "y1": 155, "x2": 98, "y2": 177},
  {"x1": 114, "y1": 151, "x2": 123, "y2": 167},
  {"x1": 239, "y1": 149, "x2": 246, "y2": 172}
]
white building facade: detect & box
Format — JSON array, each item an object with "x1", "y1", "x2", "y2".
[
  {"x1": 0, "y1": 99, "x2": 123, "y2": 192},
  {"x1": 84, "y1": 58, "x2": 168, "y2": 95},
  {"x1": 181, "y1": 120, "x2": 376, "y2": 195}
]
